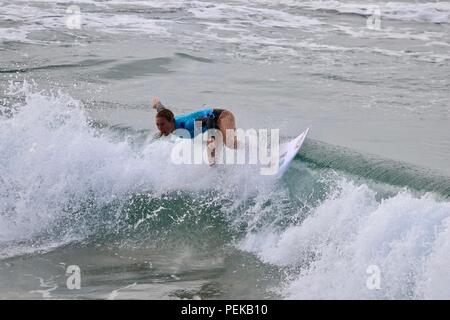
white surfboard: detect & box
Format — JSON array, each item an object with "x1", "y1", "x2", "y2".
[{"x1": 276, "y1": 128, "x2": 309, "y2": 177}]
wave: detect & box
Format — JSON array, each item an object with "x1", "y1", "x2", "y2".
[
  {"x1": 1, "y1": 82, "x2": 449, "y2": 299},
  {"x1": 299, "y1": 140, "x2": 450, "y2": 199},
  {"x1": 0, "y1": 82, "x2": 271, "y2": 257},
  {"x1": 273, "y1": 1, "x2": 450, "y2": 24},
  {"x1": 2, "y1": 0, "x2": 449, "y2": 66},
  {"x1": 239, "y1": 179, "x2": 450, "y2": 299},
  {"x1": 0, "y1": 59, "x2": 115, "y2": 74}
]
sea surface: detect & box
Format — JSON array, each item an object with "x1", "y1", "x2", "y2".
[{"x1": 0, "y1": 0, "x2": 449, "y2": 299}]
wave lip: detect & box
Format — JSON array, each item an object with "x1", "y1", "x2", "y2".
[{"x1": 299, "y1": 140, "x2": 450, "y2": 199}]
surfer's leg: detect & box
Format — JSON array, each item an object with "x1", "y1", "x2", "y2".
[
  {"x1": 217, "y1": 110, "x2": 237, "y2": 149},
  {"x1": 206, "y1": 137, "x2": 216, "y2": 166}
]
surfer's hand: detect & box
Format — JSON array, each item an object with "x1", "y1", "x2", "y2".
[{"x1": 151, "y1": 97, "x2": 161, "y2": 109}]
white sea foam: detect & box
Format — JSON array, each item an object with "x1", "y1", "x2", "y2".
[
  {"x1": 0, "y1": 82, "x2": 268, "y2": 258},
  {"x1": 188, "y1": 3, "x2": 322, "y2": 28},
  {"x1": 255, "y1": 0, "x2": 450, "y2": 24},
  {"x1": 0, "y1": 1, "x2": 171, "y2": 44},
  {"x1": 239, "y1": 180, "x2": 450, "y2": 299},
  {"x1": 1, "y1": 0, "x2": 449, "y2": 63}
]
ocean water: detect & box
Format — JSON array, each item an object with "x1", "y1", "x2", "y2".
[{"x1": 0, "y1": 0, "x2": 449, "y2": 299}]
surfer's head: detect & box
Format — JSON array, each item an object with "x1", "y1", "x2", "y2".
[{"x1": 156, "y1": 109, "x2": 175, "y2": 136}]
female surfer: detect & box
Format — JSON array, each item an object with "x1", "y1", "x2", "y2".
[{"x1": 151, "y1": 97, "x2": 237, "y2": 165}]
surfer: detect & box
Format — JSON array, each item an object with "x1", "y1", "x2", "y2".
[{"x1": 151, "y1": 97, "x2": 237, "y2": 165}]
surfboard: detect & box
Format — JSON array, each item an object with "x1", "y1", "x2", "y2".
[{"x1": 276, "y1": 128, "x2": 309, "y2": 177}]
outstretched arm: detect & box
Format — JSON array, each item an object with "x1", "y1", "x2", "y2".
[{"x1": 151, "y1": 97, "x2": 166, "y2": 112}]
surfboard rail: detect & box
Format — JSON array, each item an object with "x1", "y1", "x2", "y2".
[{"x1": 276, "y1": 128, "x2": 309, "y2": 177}]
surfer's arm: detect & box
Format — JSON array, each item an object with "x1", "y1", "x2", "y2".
[
  {"x1": 152, "y1": 131, "x2": 163, "y2": 139},
  {"x1": 151, "y1": 97, "x2": 166, "y2": 112}
]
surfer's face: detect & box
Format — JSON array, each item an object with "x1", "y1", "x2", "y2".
[{"x1": 156, "y1": 117, "x2": 174, "y2": 135}]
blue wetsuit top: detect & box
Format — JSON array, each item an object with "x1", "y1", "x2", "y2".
[{"x1": 174, "y1": 108, "x2": 219, "y2": 138}]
